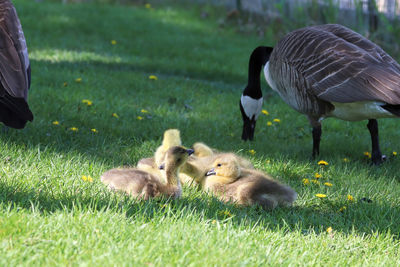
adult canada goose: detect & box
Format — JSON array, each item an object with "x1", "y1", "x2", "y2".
[
  {"x1": 101, "y1": 146, "x2": 194, "y2": 199},
  {"x1": 204, "y1": 155, "x2": 297, "y2": 210},
  {"x1": 240, "y1": 24, "x2": 400, "y2": 164},
  {"x1": 0, "y1": 0, "x2": 33, "y2": 129}
]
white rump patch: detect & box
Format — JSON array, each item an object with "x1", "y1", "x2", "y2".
[{"x1": 241, "y1": 95, "x2": 263, "y2": 120}]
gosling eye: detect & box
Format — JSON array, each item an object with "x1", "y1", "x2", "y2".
[{"x1": 217, "y1": 163, "x2": 221, "y2": 167}]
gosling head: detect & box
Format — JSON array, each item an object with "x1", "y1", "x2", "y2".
[
  {"x1": 206, "y1": 155, "x2": 241, "y2": 179},
  {"x1": 159, "y1": 146, "x2": 194, "y2": 171},
  {"x1": 162, "y1": 129, "x2": 182, "y2": 149},
  {"x1": 192, "y1": 142, "x2": 214, "y2": 157}
]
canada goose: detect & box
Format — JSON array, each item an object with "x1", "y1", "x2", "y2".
[
  {"x1": 101, "y1": 146, "x2": 194, "y2": 199},
  {"x1": 240, "y1": 24, "x2": 400, "y2": 164},
  {"x1": 0, "y1": 1, "x2": 33, "y2": 129},
  {"x1": 137, "y1": 129, "x2": 182, "y2": 182},
  {"x1": 204, "y1": 155, "x2": 297, "y2": 210}
]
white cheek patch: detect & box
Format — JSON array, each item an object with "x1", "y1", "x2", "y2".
[
  {"x1": 241, "y1": 95, "x2": 263, "y2": 120},
  {"x1": 264, "y1": 61, "x2": 278, "y2": 92}
]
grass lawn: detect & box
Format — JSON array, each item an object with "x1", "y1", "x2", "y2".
[{"x1": 1, "y1": 0, "x2": 399, "y2": 265}]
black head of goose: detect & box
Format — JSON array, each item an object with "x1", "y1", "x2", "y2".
[
  {"x1": 0, "y1": 0, "x2": 33, "y2": 129},
  {"x1": 240, "y1": 24, "x2": 400, "y2": 164}
]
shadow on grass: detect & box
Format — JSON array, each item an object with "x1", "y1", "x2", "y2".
[{"x1": 1, "y1": 182, "x2": 399, "y2": 237}]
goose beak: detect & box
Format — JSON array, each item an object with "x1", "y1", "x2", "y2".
[
  {"x1": 206, "y1": 168, "x2": 216, "y2": 176},
  {"x1": 159, "y1": 163, "x2": 165, "y2": 170},
  {"x1": 186, "y1": 149, "x2": 195, "y2": 155}
]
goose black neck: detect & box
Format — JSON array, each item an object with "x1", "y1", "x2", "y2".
[{"x1": 243, "y1": 46, "x2": 273, "y2": 99}]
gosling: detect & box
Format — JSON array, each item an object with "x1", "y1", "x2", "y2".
[
  {"x1": 203, "y1": 155, "x2": 297, "y2": 210},
  {"x1": 101, "y1": 146, "x2": 193, "y2": 199}
]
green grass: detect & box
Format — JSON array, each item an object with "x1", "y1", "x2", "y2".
[{"x1": 1, "y1": 0, "x2": 400, "y2": 265}]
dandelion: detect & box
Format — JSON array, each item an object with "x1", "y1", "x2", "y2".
[
  {"x1": 324, "y1": 182, "x2": 333, "y2": 187},
  {"x1": 75, "y1": 77, "x2": 82, "y2": 83},
  {"x1": 211, "y1": 220, "x2": 217, "y2": 224},
  {"x1": 326, "y1": 227, "x2": 333, "y2": 234},
  {"x1": 302, "y1": 178, "x2": 310, "y2": 185},
  {"x1": 393, "y1": 151, "x2": 398, "y2": 156},
  {"x1": 273, "y1": 118, "x2": 281, "y2": 123},
  {"x1": 82, "y1": 99, "x2": 93, "y2": 106},
  {"x1": 339, "y1": 206, "x2": 347, "y2": 212},
  {"x1": 249, "y1": 149, "x2": 256, "y2": 155},
  {"x1": 141, "y1": 109, "x2": 149, "y2": 113},
  {"x1": 315, "y1": 193, "x2": 327, "y2": 198},
  {"x1": 318, "y1": 160, "x2": 329, "y2": 166},
  {"x1": 145, "y1": 3, "x2": 151, "y2": 9},
  {"x1": 343, "y1": 157, "x2": 349, "y2": 162},
  {"x1": 137, "y1": 116, "x2": 144, "y2": 120},
  {"x1": 347, "y1": 194, "x2": 354, "y2": 202},
  {"x1": 364, "y1": 151, "x2": 371, "y2": 158},
  {"x1": 63, "y1": 82, "x2": 68, "y2": 87},
  {"x1": 82, "y1": 175, "x2": 93, "y2": 182},
  {"x1": 261, "y1": 109, "x2": 269, "y2": 115},
  {"x1": 311, "y1": 179, "x2": 320, "y2": 185},
  {"x1": 91, "y1": 128, "x2": 98, "y2": 133},
  {"x1": 148, "y1": 75, "x2": 158, "y2": 80},
  {"x1": 267, "y1": 121, "x2": 272, "y2": 126},
  {"x1": 111, "y1": 40, "x2": 117, "y2": 45},
  {"x1": 52, "y1": 121, "x2": 60, "y2": 125},
  {"x1": 314, "y1": 173, "x2": 322, "y2": 179},
  {"x1": 69, "y1": 127, "x2": 78, "y2": 132},
  {"x1": 112, "y1": 113, "x2": 119, "y2": 119}
]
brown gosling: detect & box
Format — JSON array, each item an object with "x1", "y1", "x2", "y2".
[
  {"x1": 203, "y1": 155, "x2": 297, "y2": 210},
  {"x1": 137, "y1": 129, "x2": 182, "y2": 182},
  {"x1": 101, "y1": 146, "x2": 193, "y2": 199}
]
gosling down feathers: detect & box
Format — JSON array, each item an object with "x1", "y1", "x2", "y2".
[
  {"x1": 101, "y1": 146, "x2": 193, "y2": 199},
  {"x1": 204, "y1": 155, "x2": 297, "y2": 210},
  {"x1": 0, "y1": 0, "x2": 33, "y2": 128},
  {"x1": 240, "y1": 24, "x2": 400, "y2": 164}
]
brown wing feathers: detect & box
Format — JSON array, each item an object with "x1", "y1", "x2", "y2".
[{"x1": 0, "y1": 0, "x2": 33, "y2": 128}]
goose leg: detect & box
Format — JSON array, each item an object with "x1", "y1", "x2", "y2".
[
  {"x1": 367, "y1": 119, "x2": 384, "y2": 165},
  {"x1": 308, "y1": 117, "x2": 322, "y2": 158}
]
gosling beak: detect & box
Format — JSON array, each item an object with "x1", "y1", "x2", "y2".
[
  {"x1": 186, "y1": 149, "x2": 194, "y2": 155},
  {"x1": 206, "y1": 168, "x2": 216, "y2": 176},
  {"x1": 159, "y1": 163, "x2": 165, "y2": 170}
]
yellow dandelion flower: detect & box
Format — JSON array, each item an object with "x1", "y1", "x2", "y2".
[
  {"x1": 81, "y1": 175, "x2": 87, "y2": 181},
  {"x1": 261, "y1": 109, "x2": 269, "y2": 115},
  {"x1": 315, "y1": 193, "x2": 327, "y2": 198},
  {"x1": 318, "y1": 160, "x2": 329, "y2": 166},
  {"x1": 273, "y1": 118, "x2": 281, "y2": 123},
  {"x1": 267, "y1": 121, "x2": 272, "y2": 126},
  {"x1": 211, "y1": 220, "x2": 217, "y2": 224},
  {"x1": 326, "y1": 227, "x2": 333, "y2": 233},
  {"x1": 311, "y1": 179, "x2": 320, "y2": 185},
  {"x1": 249, "y1": 149, "x2": 256, "y2": 155},
  {"x1": 75, "y1": 77, "x2": 82, "y2": 83},
  {"x1": 91, "y1": 128, "x2": 98, "y2": 133},
  {"x1": 145, "y1": 3, "x2": 151, "y2": 9},
  {"x1": 52, "y1": 121, "x2": 60, "y2": 125},
  {"x1": 314, "y1": 173, "x2": 322, "y2": 179},
  {"x1": 343, "y1": 157, "x2": 349, "y2": 162},
  {"x1": 69, "y1": 127, "x2": 78, "y2": 132},
  {"x1": 141, "y1": 109, "x2": 149, "y2": 113},
  {"x1": 112, "y1": 113, "x2": 119, "y2": 119},
  {"x1": 347, "y1": 194, "x2": 354, "y2": 202},
  {"x1": 339, "y1": 206, "x2": 347, "y2": 212},
  {"x1": 63, "y1": 82, "x2": 68, "y2": 87},
  {"x1": 87, "y1": 175, "x2": 93, "y2": 182},
  {"x1": 393, "y1": 151, "x2": 398, "y2": 156},
  {"x1": 82, "y1": 99, "x2": 93, "y2": 106},
  {"x1": 111, "y1": 40, "x2": 117, "y2": 45},
  {"x1": 302, "y1": 178, "x2": 310, "y2": 185},
  {"x1": 137, "y1": 116, "x2": 144, "y2": 120},
  {"x1": 148, "y1": 75, "x2": 158, "y2": 80},
  {"x1": 324, "y1": 182, "x2": 333, "y2": 187},
  {"x1": 363, "y1": 151, "x2": 371, "y2": 158}
]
